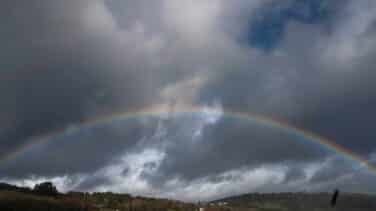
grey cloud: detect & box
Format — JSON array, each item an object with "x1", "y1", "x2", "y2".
[
  {"x1": 0, "y1": 118, "x2": 150, "y2": 178},
  {"x1": 198, "y1": 0, "x2": 376, "y2": 155},
  {"x1": 309, "y1": 158, "x2": 359, "y2": 184},
  {"x1": 135, "y1": 115, "x2": 329, "y2": 188},
  {"x1": 283, "y1": 166, "x2": 307, "y2": 183},
  {"x1": 0, "y1": 0, "x2": 162, "y2": 158},
  {"x1": 75, "y1": 175, "x2": 112, "y2": 191}
]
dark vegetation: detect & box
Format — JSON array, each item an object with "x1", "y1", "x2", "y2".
[
  {"x1": 0, "y1": 182, "x2": 375, "y2": 211},
  {"x1": 0, "y1": 182, "x2": 195, "y2": 211},
  {"x1": 213, "y1": 192, "x2": 376, "y2": 211}
]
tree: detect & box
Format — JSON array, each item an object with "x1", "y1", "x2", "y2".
[{"x1": 33, "y1": 182, "x2": 59, "y2": 196}]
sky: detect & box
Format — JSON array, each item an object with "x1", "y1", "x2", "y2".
[{"x1": 1, "y1": 0, "x2": 376, "y2": 202}]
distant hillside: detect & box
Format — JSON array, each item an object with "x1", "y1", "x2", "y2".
[
  {"x1": 1, "y1": 182, "x2": 376, "y2": 211},
  {"x1": 212, "y1": 192, "x2": 376, "y2": 211},
  {"x1": 0, "y1": 182, "x2": 33, "y2": 193},
  {"x1": 0, "y1": 182, "x2": 196, "y2": 211}
]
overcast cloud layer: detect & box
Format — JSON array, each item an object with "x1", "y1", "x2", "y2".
[{"x1": 1, "y1": 0, "x2": 376, "y2": 201}]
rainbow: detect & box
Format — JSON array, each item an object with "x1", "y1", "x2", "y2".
[{"x1": 1, "y1": 104, "x2": 375, "y2": 173}]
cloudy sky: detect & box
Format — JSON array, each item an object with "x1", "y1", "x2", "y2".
[{"x1": 1, "y1": 0, "x2": 376, "y2": 201}]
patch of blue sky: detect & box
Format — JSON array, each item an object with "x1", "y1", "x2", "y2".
[{"x1": 246, "y1": 0, "x2": 331, "y2": 51}]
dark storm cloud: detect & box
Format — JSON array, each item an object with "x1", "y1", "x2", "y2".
[
  {"x1": 200, "y1": 57, "x2": 376, "y2": 155},
  {"x1": 0, "y1": 0, "x2": 222, "y2": 182},
  {"x1": 198, "y1": 0, "x2": 376, "y2": 156},
  {"x1": 0, "y1": 0, "x2": 157, "y2": 158},
  {"x1": 0, "y1": 1, "x2": 97, "y2": 153},
  {"x1": 0, "y1": 119, "x2": 151, "y2": 178},
  {"x1": 298, "y1": 93, "x2": 376, "y2": 155}
]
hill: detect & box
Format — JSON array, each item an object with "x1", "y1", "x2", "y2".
[
  {"x1": 0, "y1": 182, "x2": 195, "y2": 211},
  {"x1": 211, "y1": 192, "x2": 376, "y2": 211},
  {"x1": 1, "y1": 182, "x2": 376, "y2": 211}
]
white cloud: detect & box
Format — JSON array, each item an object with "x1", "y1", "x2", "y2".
[
  {"x1": 2, "y1": 175, "x2": 85, "y2": 193},
  {"x1": 160, "y1": 73, "x2": 209, "y2": 107},
  {"x1": 322, "y1": 0, "x2": 376, "y2": 69},
  {"x1": 87, "y1": 148, "x2": 166, "y2": 196},
  {"x1": 162, "y1": 0, "x2": 223, "y2": 44},
  {"x1": 164, "y1": 166, "x2": 285, "y2": 201}
]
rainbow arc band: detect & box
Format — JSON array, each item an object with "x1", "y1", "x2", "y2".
[{"x1": 1, "y1": 104, "x2": 375, "y2": 173}]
